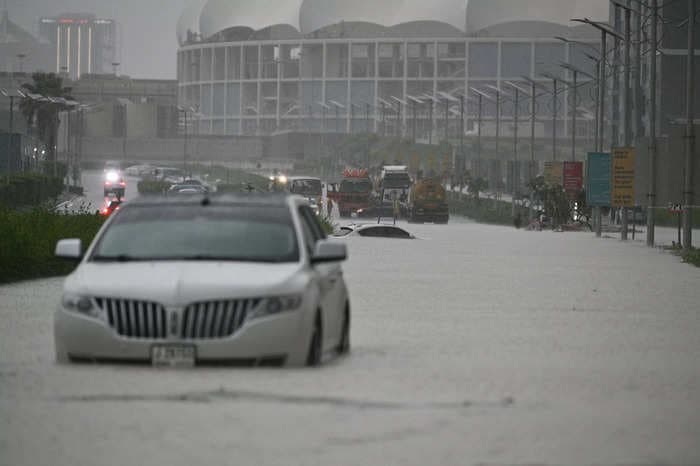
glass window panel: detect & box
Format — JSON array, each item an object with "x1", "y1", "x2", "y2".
[
  {"x1": 226, "y1": 46, "x2": 241, "y2": 80},
  {"x1": 201, "y1": 84, "x2": 212, "y2": 115},
  {"x1": 326, "y1": 81, "x2": 348, "y2": 115},
  {"x1": 226, "y1": 119, "x2": 240, "y2": 135},
  {"x1": 226, "y1": 83, "x2": 240, "y2": 116},
  {"x1": 261, "y1": 82, "x2": 277, "y2": 116},
  {"x1": 261, "y1": 45, "x2": 278, "y2": 79},
  {"x1": 213, "y1": 47, "x2": 225, "y2": 81},
  {"x1": 213, "y1": 83, "x2": 225, "y2": 116},
  {"x1": 281, "y1": 45, "x2": 301, "y2": 79},
  {"x1": 501, "y1": 42, "x2": 531, "y2": 78},
  {"x1": 242, "y1": 82, "x2": 258, "y2": 115},
  {"x1": 469, "y1": 43, "x2": 498, "y2": 78},
  {"x1": 200, "y1": 48, "x2": 212, "y2": 81},
  {"x1": 301, "y1": 81, "x2": 323, "y2": 113},
  {"x1": 326, "y1": 43, "x2": 349, "y2": 78},
  {"x1": 352, "y1": 43, "x2": 375, "y2": 78},
  {"x1": 280, "y1": 82, "x2": 300, "y2": 117},
  {"x1": 535, "y1": 43, "x2": 565, "y2": 78},
  {"x1": 378, "y1": 43, "x2": 404, "y2": 78},
  {"x1": 243, "y1": 45, "x2": 259, "y2": 80},
  {"x1": 301, "y1": 44, "x2": 323, "y2": 78},
  {"x1": 212, "y1": 120, "x2": 225, "y2": 135}
]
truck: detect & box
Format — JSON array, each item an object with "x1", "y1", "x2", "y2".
[
  {"x1": 327, "y1": 169, "x2": 374, "y2": 217},
  {"x1": 408, "y1": 178, "x2": 449, "y2": 224},
  {"x1": 377, "y1": 165, "x2": 412, "y2": 219}
]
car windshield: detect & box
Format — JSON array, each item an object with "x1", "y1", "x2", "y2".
[
  {"x1": 340, "y1": 179, "x2": 372, "y2": 193},
  {"x1": 289, "y1": 179, "x2": 321, "y2": 196},
  {"x1": 91, "y1": 204, "x2": 299, "y2": 263}
]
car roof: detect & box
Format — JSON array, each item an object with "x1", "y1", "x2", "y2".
[
  {"x1": 127, "y1": 193, "x2": 304, "y2": 208},
  {"x1": 287, "y1": 176, "x2": 321, "y2": 182}
]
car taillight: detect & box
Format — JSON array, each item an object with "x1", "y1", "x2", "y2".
[
  {"x1": 119, "y1": 181, "x2": 126, "y2": 186},
  {"x1": 104, "y1": 181, "x2": 112, "y2": 186},
  {"x1": 100, "y1": 208, "x2": 109, "y2": 216}
]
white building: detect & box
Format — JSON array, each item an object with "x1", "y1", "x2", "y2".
[{"x1": 177, "y1": 0, "x2": 608, "y2": 139}]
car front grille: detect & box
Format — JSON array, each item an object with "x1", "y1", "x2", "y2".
[
  {"x1": 97, "y1": 298, "x2": 168, "y2": 339},
  {"x1": 181, "y1": 299, "x2": 259, "y2": 340}
]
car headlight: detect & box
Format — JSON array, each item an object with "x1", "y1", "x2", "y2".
[
  {"x1": 106, "y1": 171, "x2": 119, "y2": 183},
  {"x1": 62, "y1": 294, "x2": 99, "y2": 318},
  {"x1": 249, "y1": 295, "x2": 303, "y2": 320}
]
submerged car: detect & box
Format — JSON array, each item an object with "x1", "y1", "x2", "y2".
[
  {"x1": 334, "y1": 223, "x2": 415, "y2": 239},
  {"x1": 54, "y1": 194, "x2": 350, "y2": 367}
]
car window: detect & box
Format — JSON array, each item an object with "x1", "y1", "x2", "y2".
[
  {"x1": 299, "y1": 206, "x2": 327, "y2": 241},
  {"x1": 297, "y1": 208, "x2": 317, "y2": 255},
  {"x1": 91, "y1": 205, "x2": 299, "y2": 263},
  {"x1": 358, "y1": 226, "x2": 411, "y2": 239}
]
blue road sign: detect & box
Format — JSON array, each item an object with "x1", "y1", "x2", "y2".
[{"x1": 587, "y1": 152, "x2": 611, "y2": 207}]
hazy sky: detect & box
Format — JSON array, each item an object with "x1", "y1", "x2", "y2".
[{"x1": 7, "y1": 0, "x2": 186, "y2": 79}]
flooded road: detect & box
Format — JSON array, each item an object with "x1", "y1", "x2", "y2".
[{"x1": 2, "y1": 221, "x2": 699, "y2": 466}]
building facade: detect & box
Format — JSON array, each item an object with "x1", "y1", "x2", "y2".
[
  {"x1": 177, "y1": 0, "x2": 607, "y2": 140},
  {"x1": 38, "y1": 14, "x2": 117, "y2": 80}
]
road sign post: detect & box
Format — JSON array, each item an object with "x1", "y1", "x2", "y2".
[{"x1": 587, "y1": 152, "x2": 612, "y2": 237}]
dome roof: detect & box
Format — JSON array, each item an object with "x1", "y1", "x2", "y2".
[
  {"x1": 184, "y1": 0, "x2": 610, "y2": 42},
  {"x1": 299, "y1": 0, "x2": 467, "y2": 34},
  {"x1": 466, "y1": 0, "x2": 609, "y2": 33},
  {"x1": 177, "y1": 0, "x2": 208, "y2": 45},
  {"x1": 199, "y1": 0, "x2": 303, "y2": 39}
]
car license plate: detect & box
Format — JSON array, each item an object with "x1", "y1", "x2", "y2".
[{"x1": 151, "y1": 345, "x2": 196, "y2": 368}]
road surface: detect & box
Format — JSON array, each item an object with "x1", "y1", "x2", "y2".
[{"x1": 2, "y1": 220, "x2": 699, "y2": 466}]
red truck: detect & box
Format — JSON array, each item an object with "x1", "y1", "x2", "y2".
[{"x1": 327, "y1": 169, "x2": 374, "y2": 217}]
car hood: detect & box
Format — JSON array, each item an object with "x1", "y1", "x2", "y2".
[{"x1": 65, "y1": 261, "x2": 306, "y2": 306}]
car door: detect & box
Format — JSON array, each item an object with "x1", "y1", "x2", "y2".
[{"x1": 298, "y1": 206, "x2": 343, "y2": 350}]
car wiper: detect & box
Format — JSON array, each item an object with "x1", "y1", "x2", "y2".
[
  {"x1": 173, "y1": 255, "x2": 290, "y2": 263},
  {"x1": 91, "y1": 254, "x2": 148, "y2": 262}
]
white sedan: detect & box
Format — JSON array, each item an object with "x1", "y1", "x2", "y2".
[{"x1": 54, "y1": 194, "x2": 350, "y2": 367}]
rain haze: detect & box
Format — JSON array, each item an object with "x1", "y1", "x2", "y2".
[
  {"x1": 6, "y1": 0, "x2": 185, "y2": 78},
  {"x1": 1, "y1": 1, "x2": 700, "y2": 465}
]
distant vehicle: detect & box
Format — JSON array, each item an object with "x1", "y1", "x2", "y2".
[
  {"x1": 287, "y1": 177, "x2": 322, "y2": 214},
  {"x1": 376, "y1": 165, "x2": 412, "y2": 219},
  {"x1": 103, "y1": 161, "x2": 121, "y2": 173},
  {"x1": 53, "y1": 194, "x2": 350, "y2": 367},
  {"x1": 103, "y1": 169, "x2": 126, "y2": 198},
  {"x1": 99, "y1": 198, "x2": 122, "y2": 217},
  {"x1": 334, "y1": 223, "x2": 415, "y2": 239},
  {"x1": 408, "y1": 178, "x2": 449, "y2": 224},
  {"x1": 168, "y1": 184, "x2": 208, "y2": 195},
  {"x1": 327, "y1": 169, "x2": 373, "y2": 217},
  {"x1": 125, "y1": 164, "x2": 155, "y2": 177}
]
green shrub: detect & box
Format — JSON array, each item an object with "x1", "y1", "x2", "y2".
[
  {"x1": 449, "y1": 194, "x2": 527, "y2": 226},
  {"x1": 0, "y1": 208, "x2": 105, "y2": 284},
  {"x1": 0, "y1": 173, "x2": 64, "y2": 208},
  {"x1": 681, "y1": 248, "x2": 700, "y2": 267},
  {"x1": 137, "y1": 180, "x2": 172, "y2": 195}
]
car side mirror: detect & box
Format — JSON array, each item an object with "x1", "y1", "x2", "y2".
[
  {"x1": 311, "y1": 240, "x2": 347, "y2": 264},
  {"x1": 55, "y1": 239, "x2": 83, "y2": 260}
]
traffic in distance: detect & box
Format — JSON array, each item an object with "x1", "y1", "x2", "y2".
[{"x1": 54, "y1": 161, "x2": 441, "y2": 368}]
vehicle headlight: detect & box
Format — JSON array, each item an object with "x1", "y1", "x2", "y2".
[
  {"x1": 106, "y1": 171, "x2": 119, "y2": 183},
  {"x1": 249, "y1": 295, "x2": 303, "y2": 320},
  {"x1": 62, "y1": 294, "x2": 99, "y2": 318}
]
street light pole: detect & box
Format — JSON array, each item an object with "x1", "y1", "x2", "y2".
[
  {"x1": 682, "y1": 0, "x2": 696, "y2": 252},
  {"x1": 620, "y1": 1, "x2": 633, "y2": 241},
  {"x1": 647, "y1": 0, "x2": 659, "y2": 247}
]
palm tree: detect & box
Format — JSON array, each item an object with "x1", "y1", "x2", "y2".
[{"x1": 19, "y1": 73, "x2": 73, "y2": 167}]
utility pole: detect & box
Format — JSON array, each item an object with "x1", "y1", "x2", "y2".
[
  {"x1": 444, "y1": 96, "x2": 449, "y2": 143},
  {"x1": 571, "y1": 69, "x2": 577, "y2": 162},
  {"x1": 552, "y1": 78, "x2": 558, "y2": 161},
  {"x1": 647, "y1": 0, "x2": 658, "y2": 247},
  {"x1": 621, "y1": 2, "x2": 633, "y2": 241},
  {"x1": 459, "y1": 94, "x2": 465, "y2": 182},
  {"x1": 683, "y1": 0, "x2": 696, "y2": 252}
]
